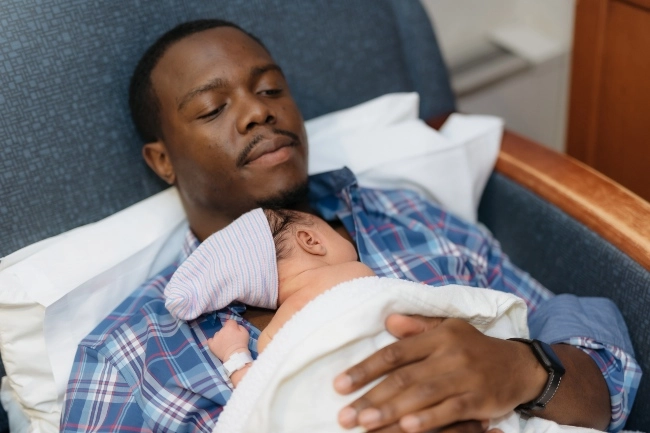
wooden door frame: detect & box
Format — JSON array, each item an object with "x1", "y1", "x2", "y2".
[
  {"x1": 566, "y1": 0, "x2": 608, "y2": 164},
  {"x1": 567, "y1": 0, "x2": 650, "y2": 163}
]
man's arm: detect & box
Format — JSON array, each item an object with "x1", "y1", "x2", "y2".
[
  {"x1": 528, "y1": 294, "x2": 642, "y2": 431},
  {"x1": 540, "y1": 342, "x2": 611, "y2": 426}
]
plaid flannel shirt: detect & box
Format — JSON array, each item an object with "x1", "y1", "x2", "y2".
[{"x1": 61, "y1": 168, "x2": 640, "y2": 432}]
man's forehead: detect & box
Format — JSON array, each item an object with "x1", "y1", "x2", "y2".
[{"x1": 152, "y1": 26, "x2": 273, "y2": 98}]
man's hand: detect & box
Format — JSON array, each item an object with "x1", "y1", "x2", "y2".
[
  {"x1": 334, "y1": 315, "x2": 548, "y2": 432},
  {"x1": 208, "y1": 319, "x2": 250, "y2": 361}
]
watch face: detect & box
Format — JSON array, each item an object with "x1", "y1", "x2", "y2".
[{"x1": 533, "y1": 340, "x2": 566, "y2": 376}]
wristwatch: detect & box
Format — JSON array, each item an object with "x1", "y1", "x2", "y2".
[
  {"x1": 508, "y1": 338, "x2": 566, "y2": 416},
  {"x1": 222, "y1": 351, "x2": 253, "y2": 378}
]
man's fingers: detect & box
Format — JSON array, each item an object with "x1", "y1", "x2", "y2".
[
  {"x1": 341, "y1": 418, "x2": 489, "y2": 433},
  {"x1": 365, "y1": 423, "x2": 408, "y2": 433},
  {"x1": 364, "y1": 420, "x2": 488, "y2": 433},
  {"x1": 390, "y1": 420, "x2": 488, "y2": 433},
  {"x1": 334, "y1": 332, "x2": 435, "y2": 394},
  {"x1": 425, "y1": 420, "x2": 488, "y2": 433},
  {"x1": 385, "y1": 314, "x2": 446, "y2": 339},
  {"x1": 397, "y1": 395, "x2": 479, "y2": 433},
  {"x1": 348, "y1": 370, "x2": 458, "y2": 425},
  {"x1": 350, "y1": 375, "x2": 462, "y2": 430}
]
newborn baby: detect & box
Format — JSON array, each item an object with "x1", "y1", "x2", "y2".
[
  {"x1": 165, "y1": 209, "x2": 534, "y2": 433},
  {"x1": 165, "y1": 207, "x2": 375, "y2": 386}
]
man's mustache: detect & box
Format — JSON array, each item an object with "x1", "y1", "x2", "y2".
[{"x1": 236, "y1": 128, "x2": 300, "y2": 167}]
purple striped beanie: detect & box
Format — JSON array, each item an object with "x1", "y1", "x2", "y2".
[{"x1": 164, "y1": 208, "x2": 278, "y2": 321}]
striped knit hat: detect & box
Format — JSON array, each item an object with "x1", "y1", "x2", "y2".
[{"x1": 164, "y1": 208, "x2": 278, "y2": 321}]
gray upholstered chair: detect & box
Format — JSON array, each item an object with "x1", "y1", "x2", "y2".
[{"x1": 1, "y1": 0, "x2": 648, "y2": 431}]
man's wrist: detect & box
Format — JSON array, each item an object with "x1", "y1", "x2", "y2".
[
  {"x1": 510, "y1": 339, "x2": 549, "y2": 406},
  {"x1": 509, "y1": 338, "x2": 566, "y2": 415}
]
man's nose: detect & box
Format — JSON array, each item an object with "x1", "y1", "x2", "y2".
[{"x1": 235, "y1": 93, "x2": 276, "y2": 134}]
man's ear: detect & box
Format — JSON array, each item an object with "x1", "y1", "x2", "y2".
[
  {"x1": 296, "y1": 229, "x2": 327, "y2": 256},
  {"x1": 142, "y1": 140, "x2": 176, "y2": 185}
]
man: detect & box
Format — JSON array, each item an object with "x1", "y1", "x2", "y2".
[{"x1": 61, "y1": 19, "x2": 639, "y2": 433}]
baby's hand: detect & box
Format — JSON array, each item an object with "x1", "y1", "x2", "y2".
[{"x1": 208, "y1": 319, "x2": 251, "y2": 361}]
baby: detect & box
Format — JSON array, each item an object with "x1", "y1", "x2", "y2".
[
  {"x1": 165, "y1": 208, "x2": 375, "y2": 386},
  {"x1": 166, "y1": 209, "x2": 523, "y2": 433}
]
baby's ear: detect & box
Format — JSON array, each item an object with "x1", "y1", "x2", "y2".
[{"x1": 296, "y1": 228, "x2": 327, "y2": 256}]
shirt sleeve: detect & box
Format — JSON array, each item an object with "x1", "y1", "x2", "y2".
[
  {"x1": 61, "y1": 345, "x2": 151, "y2": 433},
  {"x1": 483, "y1": 232, "x2": 641, "y2": 432},
  {"x1": 530, "y1": 296, "x2": 642, "y2": 432}
]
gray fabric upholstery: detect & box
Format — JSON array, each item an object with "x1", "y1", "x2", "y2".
[
  {"x1": 479, "y1": 173, "x2": 650, "y2": 430},
  {"x1": 0, "y1": 0, "x2": 454, "y2": 258}
]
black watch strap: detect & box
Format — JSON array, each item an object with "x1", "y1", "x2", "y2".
[{"x1": 509, "y1": 338, "x2": 566, "y2": 416}]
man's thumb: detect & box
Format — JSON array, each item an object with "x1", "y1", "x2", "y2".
[{"x1": 385, "y1": 314, "x2": 445, "y2": 338}]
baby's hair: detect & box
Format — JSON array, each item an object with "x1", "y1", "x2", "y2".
[{"x1": 263, "y1": 208, "x2": 314, "y2": 261}]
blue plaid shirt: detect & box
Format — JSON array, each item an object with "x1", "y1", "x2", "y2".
[{"x1": 61, "y1": 168, "x2": 640, "y2": 432}]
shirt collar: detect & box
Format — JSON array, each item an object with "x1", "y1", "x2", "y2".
[
  {"x1": 178, "y1": 229, "x2": 200, "y2": 263},
  {"x1": 308, "y1": 167, "x2": 357, "y2": 201},
  {"x1": 308, "y1": 167, "x2": 357, "y2": 221}
]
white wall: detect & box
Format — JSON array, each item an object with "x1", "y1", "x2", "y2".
[
  {"x1": 513, "y1": 0, "x2": 575, "y2": 46},
  {"x1": 420, "y1": 0, "x2": 576, "y2": 152},
  {"x1": 421, "y1": 0, "x2": 521, "y2": 69}
]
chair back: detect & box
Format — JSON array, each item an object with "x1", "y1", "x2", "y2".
[{"x1": 0, "y1": 0, "x2": 454, "y2": 257}]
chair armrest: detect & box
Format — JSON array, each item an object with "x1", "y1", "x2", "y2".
[
  {"x1": 498, "y1": 130, "x2": 650, "y2": 272},
  {"x1": 427, "y1": 115, "x2": 650, "y2": 271}
]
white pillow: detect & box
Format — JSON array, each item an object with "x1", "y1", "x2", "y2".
[
  {"x1": 307, "y1": 92, "x2": 503, "y2": 223},
  {"x1": 0, "y1": 93, "x2": 503, "y2": 432},
  {"x1": 0, "y1": 187, "x2": 187, "y2": 432},
  {"x1": 0, "y1": 378, "x2": 30, "y2": 433}
]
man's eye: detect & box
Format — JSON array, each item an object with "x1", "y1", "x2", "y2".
[
  {"x1": 260, "y1": 88, "x2": 282, "y2": 96},
  {"x1": 198, "y1": 105, "x2": 225, "y2": 120}
]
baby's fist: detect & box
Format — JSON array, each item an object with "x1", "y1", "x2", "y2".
[{"x1": 208, "y1": 319, "x2": 251, "y2": 361}]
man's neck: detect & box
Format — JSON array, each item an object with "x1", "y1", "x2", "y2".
[{"x1": 185, "y1": 208, "x2": 240, "y2": 243}]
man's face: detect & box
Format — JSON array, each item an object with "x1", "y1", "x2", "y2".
[{"x1": 150, "y1": 27, "x2": 308, "y2": 221}]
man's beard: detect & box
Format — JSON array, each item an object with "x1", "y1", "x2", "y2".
[{"x1": 255, "y1": 179, "x2": 310, "y2": 211}]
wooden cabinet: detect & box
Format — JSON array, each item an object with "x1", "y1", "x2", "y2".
[{"x1": 567, "y1": 0, "x2": 650, "y2": 201}]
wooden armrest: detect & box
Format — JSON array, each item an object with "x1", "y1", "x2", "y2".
[
  {"x1": 427, "y1": 114, "x2": 650, "y2": 271},
  {"x1": 498, "y1": 130, "x2": 650, "y2": 271}
]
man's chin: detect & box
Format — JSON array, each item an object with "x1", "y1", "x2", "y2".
[{"x1": 255, "y1": 178, "x2": 310, "y2": 210}]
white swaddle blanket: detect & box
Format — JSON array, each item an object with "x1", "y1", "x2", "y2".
[{"x1": 214, "y1": 276, "x2": 600, "y2": 433}]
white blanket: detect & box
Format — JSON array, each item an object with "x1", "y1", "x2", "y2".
[{"x1": 214, "y1": 276, "x2": 599, "y2": 433}]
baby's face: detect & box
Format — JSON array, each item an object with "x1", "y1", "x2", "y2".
[{"x1": 310, "y1": 216, "x2": 358, "y2": 264}]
